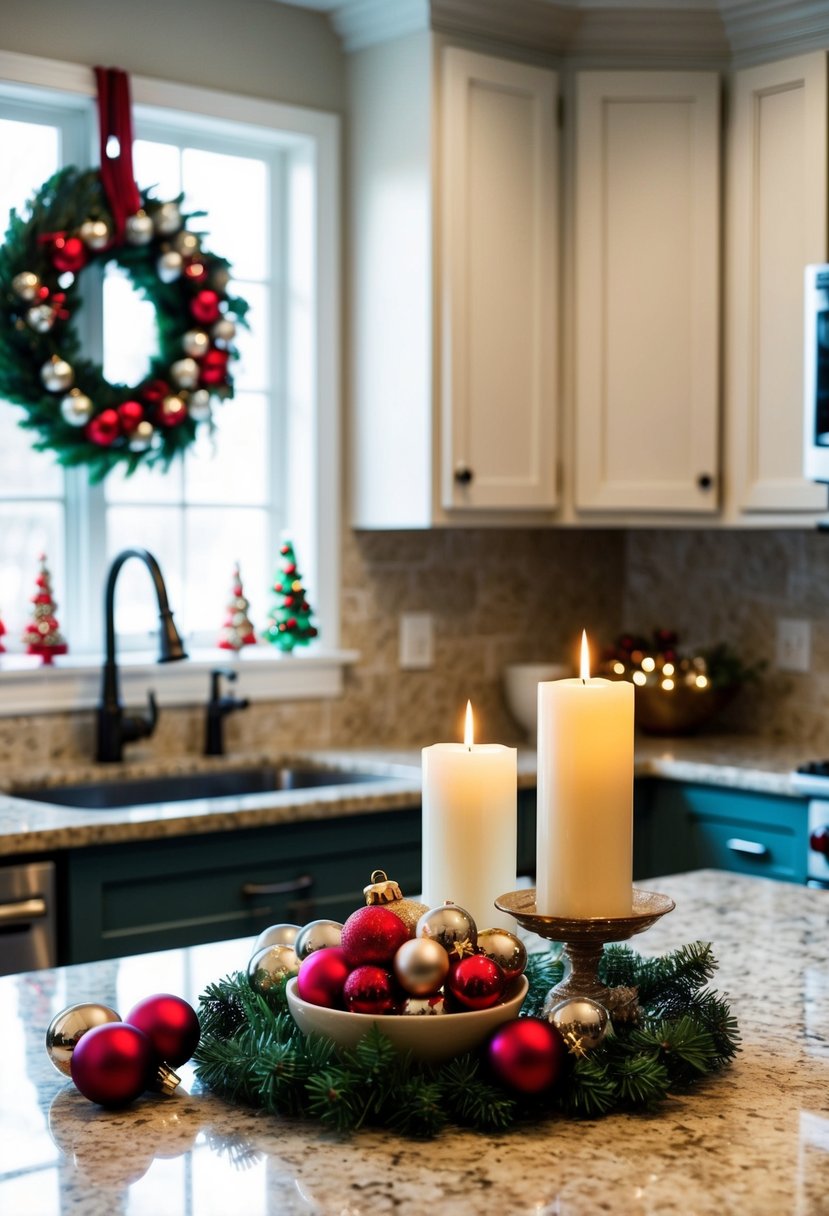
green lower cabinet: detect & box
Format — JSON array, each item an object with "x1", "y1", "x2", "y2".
[{"x1": 65, "y1": 806, "x2": 421, "y2": 964}]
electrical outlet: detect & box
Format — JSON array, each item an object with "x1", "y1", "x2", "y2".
[
  {"x1": 776, "y1": 618, "x2": 811, "y2": 673},
  {"x1": 399, "y1": 613, "x2": 434, "y2": 670}
]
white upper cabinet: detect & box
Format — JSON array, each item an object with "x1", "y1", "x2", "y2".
[
  {"x1": 440, "y1": 49, "x2": 558, "y2": 513},
  {"x1": 573, "y1": 72, "x2": 721, "y2": 514},
  {"x1": 725, "y1": 52, "x2": 828, "y2": 517}
]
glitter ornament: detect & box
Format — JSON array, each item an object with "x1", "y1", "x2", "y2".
[
  {"x1": 70, "y1": 1023, "x2": 156, "y2": 1108},
  {"x1": 446, "y1": 954, "x2": 505, "y2": 1010},
  {"x1": 487, "y1": 1017, "x2": 566, "y2": 1095},
  {"x1": 362, "y1": 869, "x2": 428, "y2": 935},
  {"x1": 341, "y1": 905, "x2": 411, "y2": 968},
  {"x1": 343, "y1": 965, "x2": 396, "y2": 1014},
  {"x1": 46, "y1": 1003, "x2": 121, "y2": 1076},
  {"x1": 296, "y1": 946, "x2": 350, "y2": 1008},
  {"x1": 294, "y1": 918, "x2": 343, "y2": 959},
  {"x1": 546, "y1": 997, "x2": 609, "y2": 1057},
  {"x1": 125, "y1": 994, "x2": 200, "y2": 1068},
  {"x1": 416, "y1": 902, "x2": 478, "y2": 961},
  {"x1": 253, "y1": 923, "x2": 301, "y2": 954},
  {"x1": 247, "y1": 943, "x2": 300, "y2": 992},
  {"x1": 476, "y1": 928, "x2": 527, "y2": 982},
  {"x1": 393, "y1": 937, "x2": 450, "y2": 997}
]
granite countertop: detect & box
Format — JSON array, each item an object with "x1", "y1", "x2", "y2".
[
  {"x1": 0, "y1": 734, "x2": 816, "y2": 857},
  {"x1": 1, "y1": 869, "x2": 827, "y2": 1216}
]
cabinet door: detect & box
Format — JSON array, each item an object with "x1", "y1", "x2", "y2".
[
  {"x1": 726, "y1": 52, "x2": 828, "y2": 515},
  {"x1": 574, "y1": 72, "x2": 720, "y2": 513},
  {"x1": 441, "y1": 49, "x2": 558, "y2": 512}
]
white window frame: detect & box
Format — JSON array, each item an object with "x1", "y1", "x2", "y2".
[{"x1": 0, "y1": 50, "x2": 352, "y2": 716}]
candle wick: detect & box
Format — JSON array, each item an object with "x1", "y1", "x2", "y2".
[{"x1": 582, "y1": 677, "x2": 586, "y2": 686}]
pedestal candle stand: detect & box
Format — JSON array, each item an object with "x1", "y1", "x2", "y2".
[{"x1": 495, "y1": 888, "x2": 675, "y2": 1005}]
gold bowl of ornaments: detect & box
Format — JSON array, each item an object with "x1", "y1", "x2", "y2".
[{"x1": 251, "y1": 870, "x2": 530, "y2": 1065}]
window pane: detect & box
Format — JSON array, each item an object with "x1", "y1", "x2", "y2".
[
  {"x1": 105, "y1": 457, "x2": 185, "y2": 506},
  {"x1": 0, "y1": 407, "x2": 62, "y2": 496},
  {"x1": 182, "y1": 149, "x2": 268, "y2": 281},
  {"x1": 103, "y1": 264, "x2": 160, "y2": 386},
  {"x1": 0, "y1": 504, "x2": 64, "y2": 644},
  {"x1": 184, "y1": 507, "x2": 267, "y2": 634},
  {"x1": 0, "y1": 118, "x2": 59, "y2": 230},
  {"x1": 185, "y1": 393, "x2": 268, "y2": 505},
  {"x1": 232, "y1": 281, "x2": 269, "y2": 392},
  {"x1": 106, "y1": 508, "x2": 184, "y2": 636},
  {"x1": 133, "y1": 139, "x2": 182, "y2": 202}
]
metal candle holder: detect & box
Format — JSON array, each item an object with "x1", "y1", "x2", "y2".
[{"x1": 494, "y1": 887, "x2": 675, "y2": 1006}]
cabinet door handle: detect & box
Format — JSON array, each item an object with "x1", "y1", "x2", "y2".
[
  {"x1": 240, "y1": 875, "x2": 314, "y2": 898},
  {"x1": 725, "y1": 838, "x2": 768, "y2": 858},
  {"x1": 0, "y1": 896, "x2": 47, "y2": 924},
  {"x1": 454, "y1": 464, "x2": 474, "y2": 485},
  {"x1": 697, "y1": 473, "x2": 713, "y2": 490}
]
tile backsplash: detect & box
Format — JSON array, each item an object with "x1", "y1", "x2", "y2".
[{"x1": 4, "y1": 525, "x2": 829, "y2": 769}]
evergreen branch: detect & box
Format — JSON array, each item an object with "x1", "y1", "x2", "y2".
[
  {"x1": 560, "y1": 1056, "x2": 617, "y2": 1118},
  {"x1": 522, "y1": 951, "x2": 566, "y2": 1018},
  {"x1": 610, "y1": 1052, "x2": 671, "y2": 1109}
]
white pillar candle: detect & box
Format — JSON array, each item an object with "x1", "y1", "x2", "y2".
[
  {"x1": 422, "y1": 703, "x2": 517, "y2": 930},
  {"x1": 536, "y1": 633, "x2": 634, "y2": 919}
]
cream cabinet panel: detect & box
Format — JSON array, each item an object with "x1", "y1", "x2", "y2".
[
  {"x1": 726, "y1": 53, "x2": 828, "y2": 515},
  {"x1": 441, "y1": 49, "x2": 558, "y2": 512},
  {"x1": 574, "y1": 72, "x2": 720, "y2": 513}
]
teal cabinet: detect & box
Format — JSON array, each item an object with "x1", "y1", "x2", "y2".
[{"x1": 65, "y1": 805, "x2": 421, "y2": 964}]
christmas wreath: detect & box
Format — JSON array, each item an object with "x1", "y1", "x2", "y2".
[
  {"x1": 195, "y1": 941, "x2": 739, "y2": 1137},
  {"x1": 0, "y1": 68, "x2": 248, "y2": 481}
]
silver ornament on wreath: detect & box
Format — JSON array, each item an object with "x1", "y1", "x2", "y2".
[
  {"x1": 124, "y1": 210, "x2": 154, "y2": 245},
  {"x1": 60, "y1": 389, "x2": 94, "y2": 427},
  {"x1": 416, "y1": 902, "x2": 478, "y2": 961},
  {"x1": 253, "y1": 922, "x2": 300, "y2": 954},
  {"x1": 182, "y1": 329, "x2": 211, "y2": 359},
  {"x1": 153, "y1": 201, "x2": 182, "y2": 236},
  {"x1": 45, "y1": 1002, "x2": 121, "y2": 1076},
  {"x1": 294, "y1": 918, "x2": 343, "y2": 959},
  {"x1": 157, "y1": 250, "x2": 183, "y2": 284},
  {"x1": 247, "y1": 943, "x2": 300, "y2": 992},
  {"x1": 41, "y1": 356, "x2": 74, "y2": 393},
  {"x1": 187, "y1": 389, "x2": 213, "y2": 423},
  {"x1": 476, "y1": 928, "x2": 527, "y2": 982},
  {"x1": 545, "y1": 996, "x2": 609, "y2": 1058},
  {"x1": 173, "y1": 230, "x2": 200, "y2": 258},
  {"x1": 78, "y1": 219, "x2": 110, "y2": 251},
  {"x1": 26, "y1": 304, "x2": 55, "y2": 334},
  {"x1": 12, "y1": 270, "x2": 40, "y2": 301},
  {"x1": 212, "y1": 317, "x2": 237, "y2": 346},
  {"x1": 393, "y1": 937, "x2": 450, "y2": 997},
  {"x1": 128, "y1": 420, "x2": 155, "y2": 452},
  {"x1": 170, "y1": 357, "x2": 200, "y2": 389}
]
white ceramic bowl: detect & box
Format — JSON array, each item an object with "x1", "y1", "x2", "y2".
[
  {"x1": 503, "y1": 663, "x2": 570, "y2": 740},
  {"x1": 285, "y1": 975, "x2": 528, "y2": 1063}
]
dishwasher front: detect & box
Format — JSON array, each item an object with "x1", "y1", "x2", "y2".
[{"x1": 0, "y1": 860, "x2": 56, "y2": 975}]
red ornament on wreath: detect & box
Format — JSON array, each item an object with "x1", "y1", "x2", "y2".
[
  {"x1": 297, "y1": 946, "x2": 350, "y2": 1008},
  {"x1": 70, "y1": 1022, "x2": 156, "y2": 1107},
  {"x1": 340, "y1": 905, "x2": 411, "y2": 968},
  {"x1": 190, "y1": 289, "x2": 222, "y2": 325},
  {"x1": 86, "y1": 408, "x2": 121, "y2": 446},
  {"x1": 51, "y1": 235, "x2": 87, "y2": 274},
  {"x1": 117, "y1": 400, "x2": 144, "y2": 432},
  {"x1": 199, "y1": 348, "x2": 229, "y2": 387},
  {"x1": 125, "y1": 993, "x2": 201, "y2": 1068},
  {"x1": 486, "y1": 1017, "x2": 566, "y2": 1095}
]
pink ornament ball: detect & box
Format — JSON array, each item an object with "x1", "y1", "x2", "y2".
[
  {"x1": 340, "y1": 905, "x2": 411, "y2": 968},
  {"x1": 70, "y1": 1022, "x2": 155, "y2": 1107},
  {"x1": 487, "y1": 1017, "x2": 565, "y2": 1095},
  {"x1": 297, "y1": 946, "x2": 350, "y2": 1008},
  {"x1": 125, "y1": 993, "x2": 201, "y2": 1067}
]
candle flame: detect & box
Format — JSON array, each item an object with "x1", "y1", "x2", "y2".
[
  {"x1": 580, "y1": 630, "x2": 591, "y2": 682},
  {"x1": 464, "y1": 700, "x2": 474, "y2": 748}
]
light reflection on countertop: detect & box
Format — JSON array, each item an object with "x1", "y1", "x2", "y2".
[{"x1": 1, "y1": 871, "x2": 828, "y2": 1215}]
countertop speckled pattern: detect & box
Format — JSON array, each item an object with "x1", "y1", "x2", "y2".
[
  {"x1": 0, "y1": 734, "x2": 816, "y2": 857},
  {"x1": 1, "y1": 870, "x2": 828, "y2": 1215}
]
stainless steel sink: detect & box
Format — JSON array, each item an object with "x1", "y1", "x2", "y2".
[{"x1": 14, "y1": 766, "x2": 390, "y2": 810}]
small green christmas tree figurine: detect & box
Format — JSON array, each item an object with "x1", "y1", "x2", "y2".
[
  {"x1": 217, "y1": 562, "x2": 257, "y2": 651},
  {"x1": 263, "y1": 540, "x2": 318, "y2": 652},
  {"x1": 22, "y1": 553, "x2": 68, "y2": 664}
]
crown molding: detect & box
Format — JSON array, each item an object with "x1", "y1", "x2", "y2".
[
  {"x1": 719, "y1": 0, "x2": 829, "y2": 66},
  {"x1": 330, "y1": 0, "x2": 429, "y2": 51}
]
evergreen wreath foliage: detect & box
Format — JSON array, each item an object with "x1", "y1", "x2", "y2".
[
  {"x1": 0, "y1": 165, "x2": 248, "y2": 481},
  {"x1": 194, "y1": 941, "x2": 739, "y2": 1137}
]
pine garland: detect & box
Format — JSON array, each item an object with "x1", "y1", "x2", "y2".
[{"x1": 194, "y1": 941, "x2": 739, "y2": 1137}]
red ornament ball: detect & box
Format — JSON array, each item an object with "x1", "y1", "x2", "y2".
[
  {"x1": 86, "y1": 408, "x2": 121, "y2": 446},
  {"x1": 340, "y1": 905, "x2": 411, "y2": 968},
  {"x1": 190, "y1": 289, "x2": 222, "y2": 325},
  {"x1": 199, "y1": 348, "x2": 229, "y2": 387},
  {"x1": 297, "y1": 946, "x2": 350, "y2": 1008},
  {"x1": 158, "y1": 395, "x2": 188, "y2": 427},
  {"x1": 343, "y1": 965, "x2": 396, "y2": 1014},
  {"x1": 70, "y1": 1022, "x2": 155, "y2": 1107},
  {"x1": 139, "y1": 378, "x2": 170, "y2": 407},
  {"x1": 52, "y1": 235, "x2": 86, "y2": 274},
  {"x1": 487, "y1": 1017, "x2": 566, "y2": 1095},
  {"x1": 125, "y1": 993, "x2": 200, "y2": 1068},
  {"x1": 446, "y1": 954, "x2": 505, "y2": 1011},
  {"x1": 117, "y1": 400, "x2": 144, "y2": 433}
]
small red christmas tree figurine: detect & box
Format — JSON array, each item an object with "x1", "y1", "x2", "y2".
[
  {"x1": 263, "y1": 540, "x2": 318, "y2": 652},
  {"x1": 22, "y1": 553, "x2": 68, "y2": 664},
  {"x1": 217, "y1": 562, "x2": 257, "y2": 651},
  {"x1": 0, "y1": 608, "x2": 6, "y2": 653}
]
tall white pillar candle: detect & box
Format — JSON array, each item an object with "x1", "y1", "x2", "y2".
[
  {"x1": 422, "y1": 703, "x2": 517, "y2": 930},
  {"x1": 536, "y1": 633, "x2": 634, "y2": 918}
]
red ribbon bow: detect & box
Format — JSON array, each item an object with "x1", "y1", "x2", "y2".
[{"x1": 94, "y1": 66, "x2": 141, "y2": 243}]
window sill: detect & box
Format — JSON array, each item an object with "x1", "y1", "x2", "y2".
[{"x1": 0, "y1": 647, "x2": 359, "y2": 717}]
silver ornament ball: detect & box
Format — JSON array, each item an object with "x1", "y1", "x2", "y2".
[
  {"x1": 545, "y1": 996, "x2": 609, "y2": 1057},
  {"x1": 157, "y1": 250, "x2": 183, "y2": 284},
  {"x1": 128, "y1": 420, "x2": 155, "y2": 452},
  {"x1": 182, "y1": 329, "x2": 210, "y2": 359},
  {"x1": 476, "y1": 928, "x2": 527, "y2": 982},
  {"x1": 247, "y1": 943, "x2": 299, "y2": 992},
  {"x1": 125, "y1": 211, "x2": 154, "y2": 245},
  {"x1": 12, "y1": 270, "x2": 40, "y2": 301},
  {"x1": 41, "y1": 357, "x2": 74, "y2": 393},
  {"x1": 60, "y1": 389, "x2": 93, "y2": 427},
  {"x1": 393, "y1": 936, "x2": 450, "y2": 997},
  {"x1": 187, "y1": 389, "x2": 213, "y2": 423},
  {"x1": 173, "y1": 230, "x2": 200, "y2": 257},
  {"x1": 294, "y1": 918, "x2": 343, "y2": 959},
  {"x1": 26, "y1": 304, "x2": 54, "y2": 334},
  {"x1": 211, "y1": 317, "x2": 237, "y2": 345},
  {"x1": 78, "y1": 219, "x2": 110, "y2": 251},
  {"x1": 416, "y1": 902, "x2": 478, "y2": 961},
  {"x1": 154, "y1": 201, "x2": 182, "y2": 236},
  {"x1": 45, "y1": 1002, "x2": 121, "y2": 1076},
  {"x1": 253, "y1": 922, "x2": 300, "y2": 954},
  {"x1": 170, "y1": 357, "x2": 200, "y2": 389},
  {"x1": 399, "y1": 995, "x2": 447, "y2": 1016}
]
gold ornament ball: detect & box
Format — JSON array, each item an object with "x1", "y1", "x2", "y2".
[
  {"x1": 247, "y1": 943, "x2": 300, "y2": 992},
  {"x1": 253, "y1": 922, "x2": 300, "y2": 954},
  {"x1": 26, "y1": 304, "x2": 54, "y2": 334},
  {"x1": 125, "y1": 211, "x2": 154, "y2": 245},
  {"x1": 210, "y1": 265, "x2": 230, "y2": 292},
  {"x1": 170, "y1": 357, "x2": 200, "y2": 389},
  {"x1": 476, "y1": 928, "x2": 527, "y2": 982},
  {"x1": 211, "y1": 317, "x2": 236, "y2": 345},
  {"x1": 60, "y1": 389, "x2": 94, "y2": 427},
  {"x1": 12, "y1": 270, "x2": 40, "y2": 301},
  {"x1": 128, "y1": 420, "x2": 155, "y2": 452},
  {"x1": 187, "y1": 389, "x2": 213, "y2": 423},
  {"x1": 173, "y1": 230, "x2": 200, "y2": 257},
  {"x1": 79, "y1": 219, "x2": 110, "y2": 251},
  {"x1": 46, "y1": 1002, "x2": 121, "y2": 1076},
  {"x1": 386, "y1": 897, "x2": 429, "y2": 934},
  {"x1": 41, "y1": 356, "x2": 74, "y2": 393},
  {"x1": 154, "y1": 201, "x2": 182, "y2": 236},
  {"x1": 182, "y1": 329, "x2": 210, "y2": 359},
  {"x1": 157, "y1": 250, "x2": 183, "y2": 284},
  {"x1": 545, "y1": 997, "x2": 609, "y2": 1058},
  {"x1": 393, "y1": 936, "x2": 450, "y2": 997}
]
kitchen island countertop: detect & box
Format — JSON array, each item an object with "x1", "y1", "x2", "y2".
[
  {"x1": 1, "y1": 868, "x2": 827, "y2": 1215},
  {"x1": 0, "y1": 733, "x2": 816, "y2": 856}
]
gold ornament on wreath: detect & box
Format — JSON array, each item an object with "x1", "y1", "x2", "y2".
[{"x1": 0, "y1": 67, "x2": 248, "y2": 482}]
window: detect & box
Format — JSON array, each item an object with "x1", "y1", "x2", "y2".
[{"x1": 0, "y1": 54, "x2": 342, "y2": 711}]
